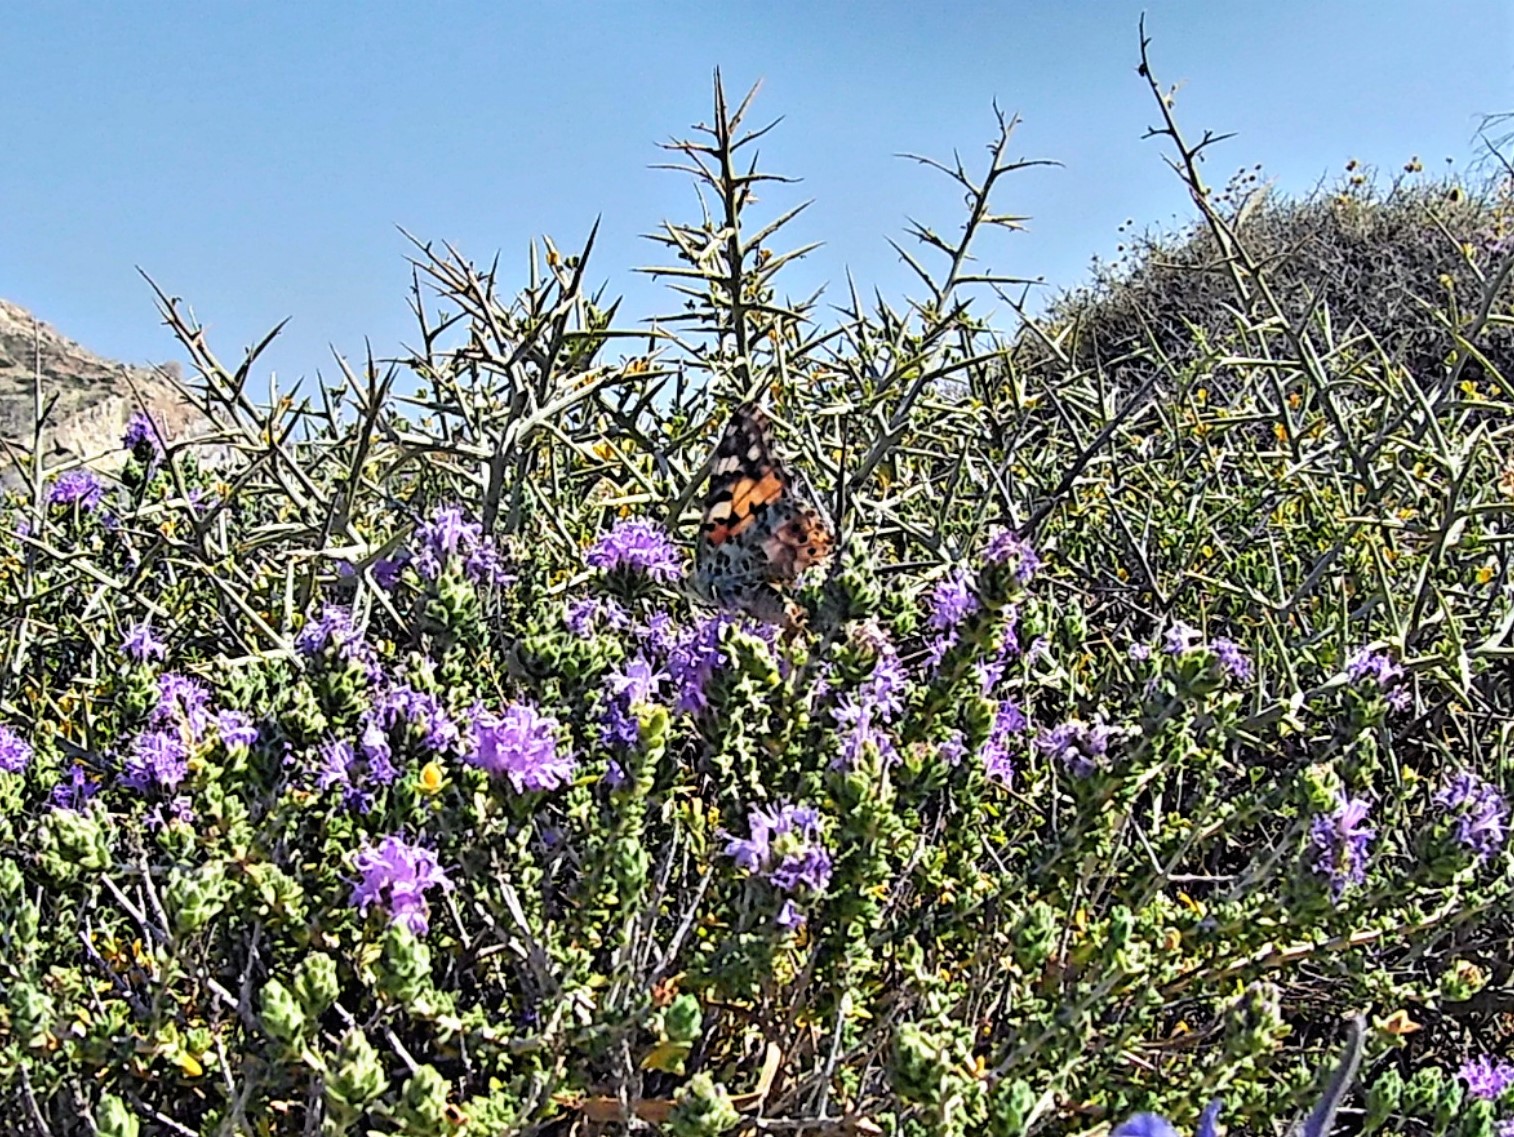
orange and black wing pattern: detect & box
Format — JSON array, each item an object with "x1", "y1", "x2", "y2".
[{"x1": 693, "y1": 403, "x2": 833, "y2": 624}]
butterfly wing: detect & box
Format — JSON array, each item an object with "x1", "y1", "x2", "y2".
[{"x1": 693, "y1": 404, "x2": 833, "y2": 621}]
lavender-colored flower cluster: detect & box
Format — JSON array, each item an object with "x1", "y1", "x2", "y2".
[
  {"x1": 666, "y1": 612, "x2": 734, "y2": 714},
  {"x1": 119, "y1": 673, "x2": 216, "y2": 793},
  {"x1": 123, "y1": 730, "x2": 191, "y2": 793},
  {"x1": 927, "y1": 569, "x2": 979, "y2": 631},
  {"x1": 122, "y1": 621, "x2": 168, "y2": 663},
  {"x1": 296, "y1": 605, "x2": 382, "y2": 680},
  {"x1": 0, "y1": 724, "x2": 33, "y2": 774},
  {"x1": 1036, "y1": 717, "x2": 1117, "y2": 778},
  {"x1": 832, "y1": 625, "x2": 909, "y2": 770},
  {"x1": 1209, "y1": 637, "x2": 1253, "y2": 682},
  {"x1": 316, "y1": 737, "x2": 397, "y2": 815},
  {"x1": 979, "y1": 699, "x2": 1027, "y2": 785},
  {"x1": 584, "y1": 517, "x2": 683, "y2": 582},
  {"x1": 413, "y1": 505, "x2": 511, "y2": 585},
  {"x1": 1435, "y1": 770, "x2": 1510, "y2": 861},
  {"x1": 371, "y1": 684, "x2": 460, "y2": 756},
  {"x1": 1346, "y1": 646, "x2": 1410, "y2": 710},
  {"x1": 974, "y1": 607, "x2": 1023, "y2": 695},
  {"x1": 217, "y1": 709, "x2": 258, "y2": 754},
  {"x1": 51, "y1": 762, "x2": 100, "y2": 811},
  {"x1": 1112, "y1": 1103, "x2": 1221, "y2": 1137},
  {"x1": 350, "y1": 834, "x2": 451, "y2": 937},
  {"x1": 565, "y1": 595, "x2": 630, "y2": 638},
  {"x1": 1163, "y1": 621, "x2": 1203, "y2": 656},
  {"x1": 122, "y1": 412, "x2": 163, "y2": 464},
  {"x1": 1309, "y1": 794, "x2": 1375, "y2": 900},
  {"x1": 1461, "y1": 1055, "x2": 1514, "y2": 1102},
  {"x1": 600, "y1": 655, "x2": 668, "y2": 750},
  {"x1": 467, "y1": 702, "x2": 576, "y2": 793},
  {"x1": 922, "y1": 567, "x2": 980, "y2": 673},
  {"x1": 725, "y1": 803, "x2": 833, "y2": 929},
  {"x1": 47, "y1": 469, "x2": 104, "y2": 510},
  {"x1": 1151, "y1": 622, "x2": 1252, "y2": 684}
]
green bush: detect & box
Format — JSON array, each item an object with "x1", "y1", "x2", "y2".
[{"x1": 2, "y1": 56, "x2": 1513, "y2": 1137}]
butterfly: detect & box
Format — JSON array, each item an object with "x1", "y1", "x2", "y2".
[{"x1": 691, "y1": 402, "x2": 834, "y2": 628}]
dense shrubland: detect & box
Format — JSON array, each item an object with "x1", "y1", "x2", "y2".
[{"x1": 3, "y1": 40, "x2": 1514, "y2": 1137}]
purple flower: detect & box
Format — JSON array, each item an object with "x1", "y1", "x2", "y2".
[
  {"x1": 409, "y1": 504, "x2": 513, "y2": 584},
  {"x1": 151, "y1": 672, "x2": 213, "y2": 741},
  {"x1": 1209, "y1": 637, "x2": 1252, "y2": 682},
  {"x1": 585, "y1": 518, "x2": 683, "y2": 582},
  {"x1": 1163, "y1": 621, "x2": 1203, "y2": 655},
  {"x1": 1112, "y1": 1103, "x2": 1221, "y2": 1137},
  {"x1": 776, "y1": 899, "x2": 806, "y2": 930},
  {"x1": 975, "y1": 608, "x2": 1022, "y2": 694},
  {"x1": 0, "y1": 724, "x2": 33, "y2": 774},
  {"x1": 1129, "y1": 641, "x2": 1153, "y2": 662},
  {"x1": 316, "y1": 733, "x2": 396, "y2": 814},
  {"x1": 372, "y1": 685, "x2": 460, "y2": 755},
  {"x1": 939, "y1": 730, "x2": 967, "y2": 768},
  {"x1": 216, "y1": 710, "x2": 258, "y2": 754},
  {"x1": 979, "y1": 700, "x2": 1027, "y2": 785},
  {"x1": 358, "y1": 717, "x2": 397, "y2": 781},
  {"x1": 832, "y1": 629, "x2": 909, "y2": 770},
  {"x1": 725, "y1": 803, "x2": 833, "y2": 899},
  {"x1": 926, "y1": 569, "x2": 979, "y2": 631},
  {"x1": 1435, "y1": 770, "x2": 1509, "y2": 860},
  {"x1": 350, "y1": 834, "x2": 452, "y2": 937},
  {"x1": 1310, "y1": 794, "x2": 1375, "y2": 900},
  {"x1": 1036, "y1": 718, "x2": 1116, "y2": 778},
  {"x1": 146, "y1": 796, "x2": 194, "y2": 831},
  {"x1": 296, "y1": 605, "x2": 380, "y2": 680},
  {"x1": 1460, "y1": 1055, "x2": 1514, "y2": 1101},
  {"x1": 50, "y1": 762, "x2": 100, "y2": 811},
  {"x1": 122, "y1": 621, "x2": 167, "y2": 663},
  {"x1": 667, "y1": 613, "x2": 731, "y2": 714},
  {"x1": 413, "y1": 506, "x2": 478, "y2": 579},
  {"x1": 982, "y1": 528, "x2": 1040, "y2": 583},
  {"x1": 565, "y1": 595, "x2": 630, "y2": 638},
  {"x1": 121, "y1": 729, "x2": 190, "y2": 792},
  {"x1": 122, "y1": 412, "x2": 163, "y2": 463},
  {"x1": 640, "y1": 610, "x2": 678, "y2": 656},
  {"x1": 1346, "y1": 647, "x2": 1404, "y2": 689},
  {"x1": 468, "y1": 702, "x2": 576, "y2": 793},
  {"x1": 372, "y1": 554, "x2": 409, "y2": 590},
  {"x1": 601, "y1": 655, "x2": 668, "y2": 749},
  {"x1": 47, "y1": 469, "x2": 104, "y2": 510}
]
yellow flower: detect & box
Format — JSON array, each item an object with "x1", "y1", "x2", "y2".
[
  {"x1": 418, "y1": 761, "x2": 445, "y2": 796},
  {"x1": 1376, "y1": 1009, "x2": 1422, "y2": 1036},
  {"x1": 1477, "y1": 565, "x2": 1496, "y2": 585},
  {"x1": 1273, "y1": 422, "x2": 1289, "y2": 443}
]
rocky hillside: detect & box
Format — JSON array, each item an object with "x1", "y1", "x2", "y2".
[{"x1": 0, "y1": 298, "x2": 212, "y2": 481}]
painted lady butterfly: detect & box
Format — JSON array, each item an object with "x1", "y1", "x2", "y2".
[{"x1": 691, "y1": 402, "x2": 834, "y2": 627}]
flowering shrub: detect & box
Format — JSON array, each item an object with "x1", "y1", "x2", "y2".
[{"x1": 3, "y1": 58, "x2": 1514, "y2": 1137}]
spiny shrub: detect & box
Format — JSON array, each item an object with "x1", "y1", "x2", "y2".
[{"x1": 3, "y1": 52, "x2": 1514, "y2": 1137}]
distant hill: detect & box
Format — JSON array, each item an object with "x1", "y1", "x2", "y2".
[{"x1": 0, "y1": 298, "x2": 213, "y2": 483}]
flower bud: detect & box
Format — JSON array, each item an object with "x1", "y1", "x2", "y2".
[{"x1": 259, "y1": 978, "x2": 307, "y2": 1048}]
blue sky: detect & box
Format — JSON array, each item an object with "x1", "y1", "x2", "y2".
[{"x1": 3, "y1": 2, "x2": 1510, "y2": 389}]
